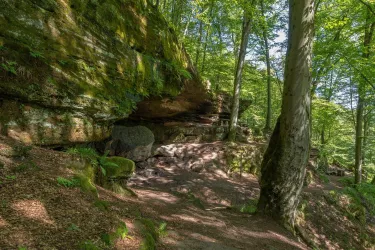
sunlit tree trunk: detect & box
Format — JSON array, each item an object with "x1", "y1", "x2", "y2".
[
  {"x1": 201, "y1": 0, "x2": 215, "y2": 75},
  {"x1": 195, "y1": 19, "x2": 204, "y2": 67},
  {"x1": 354, "y1": 11, "x2": 375, "y2": 184},
  {"x1": 260, "y1": 0, "x2": 272, "y2": 134},
  {"x1": 257, "y1": 0, "x2": 315, "y2": 230},
  {"x1": 228, "y1": 9, "x2": 253, "y2": 141}
]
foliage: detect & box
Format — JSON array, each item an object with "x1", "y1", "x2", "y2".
[
  {"x1": 57, "y1": 177, "x2": 80, "y2": 188},
  {"x1": 137, "y1": 218, "x2": 168, "y2": 250},
  {"x1": 1, "y1": 60, "x2": 17, "y2": 75},
  {"x1": 15, "y1": 161, "x2": 39, "y2": 172},
  {"x1": 78, "y1": 240, "x2": 100, "y2": 250},
  {"x1": 101, "y1": 221, "x2": 130, "y2": 246},
  {"x1": 94, "y1": 200, "x2": 110, "y2": 211},
  {"x1": 237, "y1": 199, "x2": 258, "y2": 214},
  {"x1": 67, "y1": 223, "x2": 81, "y2": 232}
]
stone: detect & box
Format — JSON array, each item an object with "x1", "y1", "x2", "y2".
[
  {"x1": 190, "y1": 163, "x2": 204, "y2": 173},
  {"x1": 110, "y1": 126, "x2": 155, "y2": 162},
  {"x1": 102, "y1": 157, "x2": 135, "y2": 180},
  {"x1": 0, "y1": 0, "x2": 206, "y2": 146},
  {"x1": 154, "y1": 145, "x2": 178, "y2": 157}
]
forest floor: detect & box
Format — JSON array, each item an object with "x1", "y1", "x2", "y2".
[{"x1": 0, "y1": 135, "x2": 374, "y2": 250}]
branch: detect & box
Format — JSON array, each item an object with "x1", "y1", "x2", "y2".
[
  {"x1": 357, "y1": 0, "x2": 375, "y2": 16},
  {"x1": 341, "y1": 53, "x2": 375, "y2": 90}
]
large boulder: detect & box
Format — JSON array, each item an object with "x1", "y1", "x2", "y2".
[
  {"x1": 0, "y1": 0, "x2": 207, "y2": 145},
  {"x1": 107, "y1": 126, "x2": 155, "y2": 162}
]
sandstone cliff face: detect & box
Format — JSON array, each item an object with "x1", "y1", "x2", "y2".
[{"x1": 0, "y1": 0, "x2": 206, "y2": 145}]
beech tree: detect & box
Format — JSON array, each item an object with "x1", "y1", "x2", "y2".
[
  {"x1": 228, "y1": 1, "x2": 255, "y2": 141},
  {"x1": 257, "y1": 0, "x2": 315, "y2": 230}
]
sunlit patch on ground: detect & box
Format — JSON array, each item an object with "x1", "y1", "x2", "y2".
[{"x1": 12, "y1": 200, "x2": 56, "y2": 226}]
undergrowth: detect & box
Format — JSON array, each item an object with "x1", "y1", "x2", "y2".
[{"x1": 137, "y1": 218, "x2": 168, "y2": 250}]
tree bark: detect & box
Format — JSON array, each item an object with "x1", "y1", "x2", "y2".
[
  {"x1": 201, "y1": 0, "x2": 215, "y2": 75},
  {"x1": 195, "y1": 19, "x2": 204, "y2": 67},
  {"x1": 260, "y1": 0, "x2": 272, "y2": 134},
  {"x1": 228, "y1": 8, "x2": 253, "y2": 141},
  {"x1": 257, "y1": 0, "x2": 315, "y2": 230},
  {"x1": 354, "y1": 11, "x2": 375, "y2": 184}
]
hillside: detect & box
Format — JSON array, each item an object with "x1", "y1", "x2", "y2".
[{"x1": 1, "y1": 136, "x2": 375, "y2": 249}]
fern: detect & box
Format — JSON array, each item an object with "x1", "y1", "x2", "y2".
[{"x1": 57, "y1": 177, "x2": 79, "y2": 188}]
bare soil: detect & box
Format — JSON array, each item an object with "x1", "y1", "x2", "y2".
[{"x1": 0, "y1": 136, "x2": 373, "y2": 250}]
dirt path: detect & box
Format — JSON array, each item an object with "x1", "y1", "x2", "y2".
[
  {"x1": 126, "y1": 143, "x2": 307, "y2": 250},
  {"x1": 0, "y1": 138, "x2": 308, "y2": 249}
]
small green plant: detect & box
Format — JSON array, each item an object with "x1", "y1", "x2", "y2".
[
  {"x1": 101, "y1": 221, "x2": 130, "y2": 246},
  {"x1": 29, "y1": 50, "x2": 44, "y2": 59},
  {"x1": 67, "y1": 147, "x2": 99, "y2": 162},
  {"x1": 319, "y1": 172, "x2": 330, "y2": 184},
  {"x1": 1, "y1": 199, "x2": 7, "y2": 209},
  {"x1": 1, "y1": 61, "x2": 17, "y2": 75},
  {"x1": 239, "y1": 201, "x2": 257, "y2": 214},
  {"x1": 137, "y1": 218, "x2": 167, "y2": 250},
  {"x1": 79, "y1": 240, "x2": 100, "y2": 250},
  {"x1": 158, "y1": 222, "x2": 168, "y2": 237},
  {"x1": 6, "y1": 175, "x2": 16, "y2": 180},
  {"x1": 339, "y1": 177, "x2": 354, "y2": 187},
  {"x1": 67, "y1": 223, "x2": 81, "y2": 231},
  {"x1": 13, "y1": 145, "x2": 32, "y2": 158},
  {"x1": 18, "y1": 247, "x2": 27, "y2": 250},
  {"x1": 15, "y1": 161, "x2": 39, "y2": 172},
  {"x1": 57, "y1": 177, "x2": 79, "y2": 188},
  {"x1": 94, "y1": 200, "x2": 110, "y2": 211},
  {"x1": 58, "y1": 60, "x2": 68, "y2": 66}
]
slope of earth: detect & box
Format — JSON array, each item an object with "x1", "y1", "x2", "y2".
[
  {"x1": 0, "y1": 136, "x2": 306, "y2": 250},
  {"x1": 301, "y1": 175, "x2": 375, "y2": 250}
]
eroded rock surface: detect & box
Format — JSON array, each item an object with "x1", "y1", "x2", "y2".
[{"x1": 0, "y1": 0, "x2": 206, "y2": 145}]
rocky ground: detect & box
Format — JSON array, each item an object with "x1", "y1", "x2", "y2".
[{"x1": 0, "y1": 135, "x2": 374, "y2": 250}]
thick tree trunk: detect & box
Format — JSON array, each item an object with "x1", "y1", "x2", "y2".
[
  {"x1": 228, "y1": 12, "x2": 253, "y2": 141},
  {"x1": 261, "y1": 0, "x2": 272, "y2": 134},
  {"x1": 257, "y1": 0, "x2": 314, "y2": 230},
  {"x1": 354, "y1": 12, "x2": 375, "y2": 184}
]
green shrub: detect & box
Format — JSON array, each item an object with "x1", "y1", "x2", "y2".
[
  {"x1": 339, "y1": 177, "x2": 354, "y2": 187},
  {"x1": 57, "y1": 177, "x2": 80, "y2": 188}
]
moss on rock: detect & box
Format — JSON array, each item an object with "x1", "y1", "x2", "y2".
[
  {"x1": 103, "y1": 156, "x2": 136, "y2": 179},
  {"x1": 0, "y1": 0, "x2": 205, "y2": 145}
]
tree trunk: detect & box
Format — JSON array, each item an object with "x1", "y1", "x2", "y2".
[
  {"x1": 195, "y1": 19, "x2": 204, "y2": 67},
  {"x1": 201, "y1": 0, "x2": 215, "y2": 75},
  {"x1": 228, "y1": 10, "x2": 253, "y2": 141},
  {"x1": 354, "y1": 11, "x2": 375, "y2": 184},
  {"x1": 257, "y1": 0, "x2": 315, "y2": 230},
  {"x1": 261, "y1": 0, "x2": 272, "y2": 134}
]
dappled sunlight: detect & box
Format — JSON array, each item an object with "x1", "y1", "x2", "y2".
[
  {"x1": 12, "y1": 200, "x2": 56, "y2": 226},
  {"x1": 137, "y1": 190, "x2": 179, "y2": 204},
  {"x1": 0, "y1": 216, "x2": 9, "y2": 227}
]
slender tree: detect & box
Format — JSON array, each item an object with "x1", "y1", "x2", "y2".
[
  {"x1": 260, "y1": 0, "x2": 272, "y2": 134},
  {"x1": 257, "y1": 0, "x2": 315, "y2": 230},
  {"x1": 228, "y1": 1, "x2": 255, "y2": 141}
]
